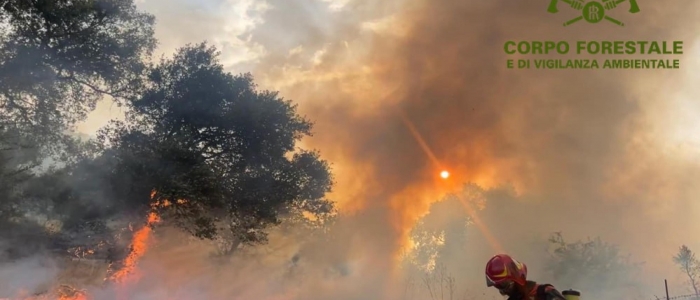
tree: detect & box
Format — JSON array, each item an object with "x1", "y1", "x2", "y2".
[
  {"x1": 97, "y1": 43, "x2": 334, "y2": 254},
  {"x1": 0, "y1": 0, "x2": 156, "y2": 161},
  {"x1": 545, "y1": 232, "x2": 645, "y2": 299},
  {"x1": 0, "y1": 0, "x2": 154, "y2": 263},
  {"x1": 0, "y1": 0, "x2": 156, "y2": 231},
  {"x1": 673, "y1": 245, "x2": 700, "y2": 297},
  {"x1": 0, "y1": 138, "x2": 119, "y2": 263},
  {"x1": 421, "y1": 263, "x2": 456, "y2": 300}
]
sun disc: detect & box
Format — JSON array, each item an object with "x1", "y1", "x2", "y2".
[{"x1": 440, "y1": 170, "x2": 449, "y2": 179}]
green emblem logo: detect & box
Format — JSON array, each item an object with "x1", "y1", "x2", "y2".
[{"x1": 547, "y1": 0, "x2": 640, "y2": 27}]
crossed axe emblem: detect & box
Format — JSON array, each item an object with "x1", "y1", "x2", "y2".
[{"x1": 547, "y1": 0, "x2": 640, "y2": 27}]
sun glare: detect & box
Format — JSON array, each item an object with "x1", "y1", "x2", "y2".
[{"x1": 440, "y1": 170, "x2": 449, "y2": 179}]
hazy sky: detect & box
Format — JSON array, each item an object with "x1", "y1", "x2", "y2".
[{"x1": 75, "y1": 0, "x2": 700, "y2": 297}]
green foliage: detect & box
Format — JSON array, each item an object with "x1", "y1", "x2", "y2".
[
  {"x1": 0, "y1": 0, "x2": 333, "y2": 270},
  {"x1": 673, "y1": 245, "x2": 700, "y2": 296},
  {"x1": 94, "y1": 43, "x2": 334, "y2": 252},
  {"x1": 0, "y1": 0, "x2": 156, "y2": 239},
  {"x1": 0, "y1": 0, "x2": 156, "y2": 156},
  {"x1": 545, "y1": 232, "x2": 644, "y2": 298}
]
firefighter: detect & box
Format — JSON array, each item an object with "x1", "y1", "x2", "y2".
[{"x1": 484, "y1": 254, "x2": 567, "y2": 300}]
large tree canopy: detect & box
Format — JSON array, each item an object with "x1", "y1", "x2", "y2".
[
  {"x1": 0, "y1": 0, "x2": 156, "y2": 155},
  {"x1": 0, "y1": 0, "x2": 156, "y2": 247},
  {"x1": 0, "y1": 1, "x2": 335, "y2": 292},
  {"x1": 94, "y1": 43, "x2": 334, "y2": 253}
]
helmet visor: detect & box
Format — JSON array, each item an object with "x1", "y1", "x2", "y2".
[
  {"x1": 487, "y1": 279, "x2": 514, "y2": 296},
  {"x1": 493, "y1": 280, "x2": 514, "y2": 290},
  {"x1": 485, "y1": 275, "x2": 493, "y2": 287}
]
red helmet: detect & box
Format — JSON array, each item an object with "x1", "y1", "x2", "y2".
[{"x1": 485, "y1": 254, "x2": 528, "y2": 289}]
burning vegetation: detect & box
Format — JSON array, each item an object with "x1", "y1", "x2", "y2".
[
  {"x1": 0, "y1": 0, "x2": 333, "y2": 298},
  {"x1": 2, "y1": 0, "x2": 700, "y2": 299}
]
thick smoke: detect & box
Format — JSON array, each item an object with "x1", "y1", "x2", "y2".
[
  {"x1": 244, "y1": 0, "x2": 700, "y2": 297},
  {"x1": 7, "y1": 0, "x2": 700, "y2": 299}
]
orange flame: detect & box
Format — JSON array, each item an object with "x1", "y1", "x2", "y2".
[
  {"x1": 10, "y1": 190, "x2": 170, "y2": 300},
  {"x1": 8, "y1": 284, "x2": 89, "y2": 300},
  {"x1": 57, "y1": 293, "x2": 87, "y2": 300},
  {"x1": 109, "y1": 190, "x2": 162, "y2": 284},
  {"x1": 108, "y1": 211, "x2": 160, "y2": 283}
]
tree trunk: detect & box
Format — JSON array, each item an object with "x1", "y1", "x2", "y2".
[{"x1": 686, "y1": 269, "x2": 699, "y2": 299}]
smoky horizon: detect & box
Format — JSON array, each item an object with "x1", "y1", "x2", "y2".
[{"x1": 1, "y1": 0, "x2": 700, "y2": 299}]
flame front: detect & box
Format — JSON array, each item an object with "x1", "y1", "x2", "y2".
[
  {"x1": 107, "y1": 190, "x2": 164, "y2": 300},
  {"x1": 56, "y1": 285, "x2": 88, "y2": 300},
  {"x1": 108, "y1": 211, "x2": 161, "y2": 284},
  {"x1": 10, "y1": 190, "x2": 164, "y2": 300}
]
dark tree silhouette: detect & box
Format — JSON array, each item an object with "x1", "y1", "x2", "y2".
[
  {"x1": 0, "y1": 0, "x2": 156, "y2": 253},
  {"x1": 97, "y1": 43, "x2": 334, "y2": 254},
  {"x1": 0, "y1": 0, "x2": 156, "y2": 158}
]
